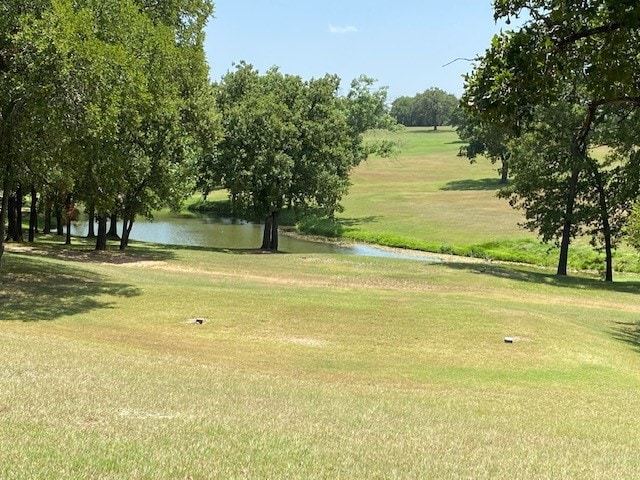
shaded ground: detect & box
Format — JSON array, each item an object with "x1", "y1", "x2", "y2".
[
  {"x1": 0, "y1": 250, "x2": 141, "y2": 321},
  {"x1": 440, "y1": 178, "x2": 504, "y2": 191}
]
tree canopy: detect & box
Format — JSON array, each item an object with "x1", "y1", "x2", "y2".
[
  {"x1": 390, "y1": 88, "x2": 458, "y2": 129},
  {"x1": 200, "y1": 64, "x2": 396, "y2": 251},
  {"x1": 0, "y1": 0, "x2": 217, "y2": 259},
  {"x1": 462, "y1": 0, "x2": 640, "y2": 281}
]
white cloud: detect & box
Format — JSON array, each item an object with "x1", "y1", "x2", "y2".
[{"x1": 329, "y1": 24, "x2": 358, "y2": 34}]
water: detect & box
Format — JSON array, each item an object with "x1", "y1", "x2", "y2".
[{"x1": 71, "y1": 212, "x2": 440, "y2": 262}]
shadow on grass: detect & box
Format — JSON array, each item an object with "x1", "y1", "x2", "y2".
[
  {"x1": 440, "y1": 178, "x2": 505, "y2": 191},
  {"x1": 0, "y1": 252, "x2": 141, "y2": 321},
  {"x1": 159, "y1": 242, "x2": 290, "y2": 255},
  {"x1": 8, "y1": 238, "x2": 178, "y2": 265},
  {"x1": 338, "y1": 216, "x2": 381, "y2": 228},
  {"x1": 611, "y1": 322, "x2": 640, "y2": 353},
  {"x1": 446, "y1": 262, "x2": 640, "y2": 295},
  {"x1": 404, "y1": 128, "x2": 450, "y2": 134}
]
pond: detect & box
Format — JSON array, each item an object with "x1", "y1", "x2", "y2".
[{"x1": 71, "y1": 212, "x2": 440, "y2": 262}]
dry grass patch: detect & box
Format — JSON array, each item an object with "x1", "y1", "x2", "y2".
[{"x1": 2, "y1": 244, "x2": 640, "y2": 478}]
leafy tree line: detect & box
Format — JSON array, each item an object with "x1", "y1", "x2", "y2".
[
  {"x1": 0, "y1": 0, "x2": 217, "y2": 261},
  {"x1": 390, "y1": 87, "x2": 459, "y2": 129},
  {"x1": 0, "y1": 1, "x2": 395, "y2": 262},
  {"x1": 461, "y1": 0, "x2": 640, "y2": 282}
]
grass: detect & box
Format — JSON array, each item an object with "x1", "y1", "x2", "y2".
[
  {"x1": 3, "y1": 126, "x2": 640, "y2": 477},
  {"x1": 331, "y1": 127, "x2": 639, "y2": 274},
  {"x1": 3, "y1": 238, "x2": 640, "y2": 478}
]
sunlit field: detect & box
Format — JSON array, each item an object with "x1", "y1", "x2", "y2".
[
  {"x1": 2, "y1": 238, "x2": 640, "y2": 478},
  {"x1": 335, "y1": 126, "x2": 640, "y2": 274}
]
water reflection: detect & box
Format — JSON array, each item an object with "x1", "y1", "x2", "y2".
[{"x1": 71, "y1": 212, "x2": 439, "y2": 262}]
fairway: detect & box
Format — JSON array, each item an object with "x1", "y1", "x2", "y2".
[
  {"x1": 336, "y1": 127, "x2": 640, "y2": 274},
  {"x1": 3, "y1": 242, "x2": 640, "y2": 478},
  {"x1": 344, "y1": 127, "x2": 529, "y2": 245}
]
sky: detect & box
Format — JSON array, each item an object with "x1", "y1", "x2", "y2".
[{"x1": 204, "y1": 1, "x2": 511, "y2": 101}]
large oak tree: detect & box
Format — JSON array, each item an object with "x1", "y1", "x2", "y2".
[
  {"x1": 203, "y1": 64, "x2": 395, "y2": 251},
  {"x1": 463, "y1": 0, "x2": 640, "y2": 280}
]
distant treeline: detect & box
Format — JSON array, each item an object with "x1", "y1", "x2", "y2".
[{"x1": 390, "y1": 88, "x2": 459, "y2": 129}]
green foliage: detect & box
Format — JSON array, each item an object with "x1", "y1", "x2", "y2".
[
  {"x1": 390, "y1": 88, "x2": 458, "y2": 128},
  {"x1": 456, "y1": 106, "x2": 511, "y2": 182},
  {"x1": 202, "y1": 64, "x2": 395, "y2": 245},
  {"x1": 461, "y1": 0, "x2": 640, "y2": 279},
  {"x1": 0, "y1": 0, "x2": 217, "y2": 255},
  {"x1": 498, "y1": 102, "x2": 592, "y2": 244},
  {"x1": 626, "y1": 201, "x2": 640, "y2": 252}
]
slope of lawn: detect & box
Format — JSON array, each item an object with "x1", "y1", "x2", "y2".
[
  {"x1": 325, "y1": 127, "x2": 639, "y2": 273},
  {"x1": 2, "y1": 240, "x2": 640, "y2": 478},
  {"x1": 345, "y1": 127, "x2": 527, "y2": 245}
]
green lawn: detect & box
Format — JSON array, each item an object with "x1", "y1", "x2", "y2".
[
  {"x1": 333, "y1": 126, "x2": 640, "y2": 274},
  {"x1": 2, "y1": 240, "x2": 640, "y2": 478},
  {"x1": 349, "y1": 127, "x2": 527, "y2": 245},
  {"x1": 3, "y1": 126, "x2": 640, "y2": 478}
]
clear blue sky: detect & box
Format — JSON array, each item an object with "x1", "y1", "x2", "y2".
[{"x1": 204, "y1": 1, "x2": 509, "y2": 101}]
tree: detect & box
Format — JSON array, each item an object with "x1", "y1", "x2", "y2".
[
  {"x1": 205, "y1": 64, "x2": 395, "y2": 251},
  {"x1": 463, "y1": 1, "x2": 640, "y2": 280},
  {"x1": 497, "y1": 102, "x2": 594, "y2": 253},
  {"x1": 456, "y1": 109, "x2": 511, "y2": 183},
  {"x1": 390, "y1": 96, "x2": 414, "y2": 126},
  {"x1": 389, "y1": 89, "x2": 458, "y2": 128},
  {"x1": 0, "y1": 0, "x2": 69, "y2": 262},
  {"x1": 412, "y1": 88, "x2": 458, "y2": 130}
]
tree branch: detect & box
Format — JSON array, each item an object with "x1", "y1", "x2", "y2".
[
  {"x1": 442, "y1": 57, "x2": 474, "y2": 68},
  {"x1": 556, "y1": 21, "x2": 624, "y2": 48},
  {"x1": 590, "y1": 97, "x2": 640, "y2": 108}
]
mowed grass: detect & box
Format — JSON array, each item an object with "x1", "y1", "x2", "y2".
[
  {"x1": 341, "y1": 127, "x2": 640, "y2": 273},
  {"x1": 345, "y1": 127, "x2": 528, "y2": 245},
  {"x1": 3, "y1": 240, "x2": 640, "y2": 478}
]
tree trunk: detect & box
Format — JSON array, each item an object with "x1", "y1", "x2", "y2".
[
  {"x1": 64, "y1": 193, "x2": 72, "y2": 245},
  {"x1": 119, "y1": 214, "x2": 135, "y2": 251},
  {"x1": 14, "y1": 184, "x2": 23, "y2": 241},
  {"x1": 593, "y1": 167, "x2": 613, "y2": 282},
  {"x1": 0, "y1": 169, "x2": 10, "y2": 264},
  {"x1": 55, "y1": 200, "x2": 63, "y2": 236},
  {"x1": 558, "y1": 104, "x2": 597, "y2": 277},
  {"x1": 43, "y1": 196, "x2": 52, "y2": 234},
  {"x1": 500, "y1": 156, "x2": 509, "y2": 184},
  {"x1": 86, "y1": 203, "x2": 96, "y2": 238},
  {"x1": 6, "y1": 192, "x2": 16, "y2": 241},
  {"x1": 12, "y1": 184, "x2": 23, "y2": 242},
  {"x1": 270, "y1": 210, "x2": 279, "y2": 251},
  {"x1": 260, "y1": 211, "x2": 280, "y2": 251},
  {"x1": 557, "y1": 168, "x2": 580, "y2": 276},
  {"x1": 28, "y1": 185, "x2": 37, "y2": 242},
  {"x1": 96, "y1": 215, "x2": 108, "y2": 251},
  {"x1": 107, "y1": 212, "x2": 120, "y2": 240},
  {"x1": 261, "y1": 213, "x2": 273, "y2": 250}
]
